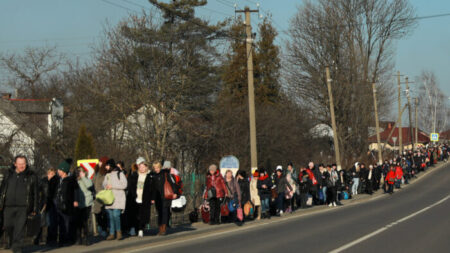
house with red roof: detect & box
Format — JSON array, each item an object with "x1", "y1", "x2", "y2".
[{"x1": 368, "y1": 122, "x2": 430, "y2": 151}]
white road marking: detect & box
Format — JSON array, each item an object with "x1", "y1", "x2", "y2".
[{"x1": 329, "y1": 194, "x2": 450, "y2": 253}]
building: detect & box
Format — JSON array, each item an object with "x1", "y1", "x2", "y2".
[
  {"x1": 368, "y1": 122, "x2": 430, "y2": 151},
  {"x1": 440, "y1": 129, "x2": 450, "y2": 143},
  {"x1": 0, "y1": 93, "x2": 63, "y2": 165}
]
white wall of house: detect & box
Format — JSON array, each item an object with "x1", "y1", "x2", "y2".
[{"x1": 0, "y1": 111, "x2": 36, "y2": 164}]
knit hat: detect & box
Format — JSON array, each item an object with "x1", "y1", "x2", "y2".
[
  {"x1": 276, "y1": 165, "x2": 282, "y2": 171},
  {"x1": 162, "y1": 161, "x2": 172, "y2": 169},
  {"x1": 106, "y1": 159, "x2": 116, "y2": 168},
  {"x1": 136, "y1": 157, "x2": 146, "y2": 165},
  {"x1": 57, "y1": 159, "x2": 71, "y2": 174}
]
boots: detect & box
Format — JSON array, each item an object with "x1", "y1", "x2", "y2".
[
  {"x1": 106, "y1": 234, "x2": 115, "y2": 240},
  {"x1": 116, "y1": 230, "x2": 122, "y2": 240},
  {"x1": 158, "y1": 224, "x2": 167, "y2": 236}
]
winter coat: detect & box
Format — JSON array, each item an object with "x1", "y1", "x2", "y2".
[
  {"x1": 249, "y1": 177, "x2": 261, "y2": 206},
  {"x1": 237, "y1": 178, "x2": 250, "y2": 205},
  {"x1": 0, "y1": 166, "x2": 38, "y2": 214},
  {"x1": 151, "y1": 169, "x2": 178, "y2": 208},
  {"x1": 103, "y1": 170, "x2": 128, "y2": 210},
  {"x1": 126, "y1": 171, "x2": 152, "y2": 224},
  {"x1": 46, "y1": 175, "x2": 59, "y2": 210},
  {"x1": 92, "y1": 172, "x2": 106, "y2": 214},
  {"x1": 77, "y1": 177, "x2": 94, "y2": 208},
  {"x1": 395, "y1": 166, "x2": 403, "y2": 180},
  {"x1": 298, "y1": 172, "x2": 312, "y2": 194},
  {"x1": 225, "y1": 178, "x2": 241, "y2": 204},
  {"x1": 205, "y1": 170, "x2": 227, "y2": 199},
  {"x1": 311, "y1": 166, "x2": 323, "y2": 186},
  {"x1": 274, "y1": 175, "x2": 292, "y2": 194},
  {"x1": 385, "y1": 170, "x2": 396, "y2": 185},
  {"x1": 299, "y1": 169, "x2": 318, "y2": 186},
  {"x1": 257, "y1": 175, "x2": 273, "y2": 197},
  {"x1": 56, "y1": 175, "x2": 79, "y2": 215}
]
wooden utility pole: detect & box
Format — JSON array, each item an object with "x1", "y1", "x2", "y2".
[
  {"x1": 397, "y1": 71, "x2": 402, "y2": 155},
  {"x1": 405, "y1": 77, "x2": 414, "y2": 152},
  {"x1": 236, "y1": 7, "x2": 259, "y2": 172},
  {"x1": 372, "y1": 82, "x2": 383, "y2": 165},
  {"x1": 415, "y1": 97, "x2": 418, "y2": 149},
  {"x1": 326, "y1": 67, "x2": 342, "y2": 171}
]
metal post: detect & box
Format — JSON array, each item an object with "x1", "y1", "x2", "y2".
[
  {"x1": 326, "y1": 67, "x2": 342, "y2": 171},
  {"x1": 372, "y1": 82, "x2": 383, "y2": 164}
]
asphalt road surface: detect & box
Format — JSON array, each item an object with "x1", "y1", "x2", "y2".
[{"x1": 123, "y1": 163, "x2": 450, "y2": 253}]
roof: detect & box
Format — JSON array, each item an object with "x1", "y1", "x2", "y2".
[
  {"x1": 368, "y1": 126, "x2": 430, "y2": 145},
  {"x1": 7, "y1": 99, "x2": 51, "y2": 114}
]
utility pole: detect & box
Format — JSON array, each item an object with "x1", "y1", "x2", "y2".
[
  {"x1": 236, "y1": 6, "x2": 259, "y2": 172},
  {"x1": 326, "y1": 67, "x2": 342, "y2": 171},
  {"x1": 397, "y1": 71, "x2": 402, "y2": 155},
  {"x1": 372, "y1": 82, "x2": 383, "y2": 165},
  {"x1": 415, "y1": 97, "x2": 418, "y2": 149},
  {"x1": 405, "y1": 77, "x2": 414, "y2": 152}
]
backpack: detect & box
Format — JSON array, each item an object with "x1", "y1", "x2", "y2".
[{"x1": 170, "y1": 168, "x2": 183, "y2": 195}]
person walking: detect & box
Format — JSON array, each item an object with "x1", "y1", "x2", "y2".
[
  {"x1": 55, "y1": 159, "x2": 79, "y2": 246},
  {"x1": 103, "y1": 159, "x2": 128, "y2": 240},
  {"x1": 151, "y1": 161, "x2": 178, "y2": 235},
  {"x1": 205, "y1": 164, "x2": 227, "y2": 225},
  {"x1": 44, "y1": 168, "x2": 59, "y2": 246},
  {"x1": 126, "y1": 157, "x2": 152, "y2": 237},
  {"x1": 0, "y1": 155, "x2": 38, "y2": 253},
  {"x1": 236, "y1": 170, "x2": 250, "y2": 220}
]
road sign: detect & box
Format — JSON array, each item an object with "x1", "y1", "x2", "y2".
[
  {"x1": 77, "y1": 159, "x2": 99, "y2": 179},
  {"x1": 430, "y1": 133, "x2": 439, "y2": 142},
  {"x1": 220, "y1": 155, "x2": 239, "y2": 177}
]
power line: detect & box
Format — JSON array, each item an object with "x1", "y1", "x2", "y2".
[
  {"x1": 121, "y1": 0, "x2": 148, "y2": 10},
  {"x1": 0, "y1": 36, "x2": 101, "y2": 44},
  {"x1": 199, "y1": 6, "x2": 234, "y2": 17},
  {"x1": 214, "y1": 0, "x2": 235, "y2": 9},
  {"x1": 101, "y1": 0, "x2": 138, "y2": 13}
]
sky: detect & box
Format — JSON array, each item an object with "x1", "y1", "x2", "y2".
[{"x1": 0, "y1": 0, "x2": 449, "y2": 98}]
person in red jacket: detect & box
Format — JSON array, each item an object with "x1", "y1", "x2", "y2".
[
  {"x1": 385, "y1": 165, "x2": 396, "y2": 194},
  {"x1": 204, "y1": 164, "x2": 227, "y2": 225},
  {"x1": 395, "y1": 163, "x2": 403, "y2": 189}
]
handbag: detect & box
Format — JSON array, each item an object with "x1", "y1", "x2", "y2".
[
  {"x1": 164, "y1": 173, "x2": 177, "y2": 200},
  {"x1": 96, "y1": 189, "x2": 115, "y2": 205},
  {"x1": 243, "y1": 201, "x2": 254, "y2": 216},
  {"x1": 26, "y1": 214, "x2": 41, "y2": 237},
  {"x1": 220, "y1": 202, "x2": 230, "y2": 216},
  {"x1": 237, "y1": 207, "x2": 244, "y2": 221},
  {"x1": 207, "y1": 187, "x2": 216, "y2": 200},
  {"x1": 271, "y1": 188, "x2": 278, "y2": 200},
  {"x1": 228, "y1": 198, "x2": 237, "y2": 213},
  {"x1": 171, "y1": 195, "x2": 187, "y2": 212},
  {"x1": 201, "y1": 202, "x2": 210, "y2": 223}
]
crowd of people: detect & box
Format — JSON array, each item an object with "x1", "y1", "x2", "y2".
[{"x1": 0, "y1": 144, "x2": 448, "y2": 252}]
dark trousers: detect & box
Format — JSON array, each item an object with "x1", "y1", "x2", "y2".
[
  {"x1": 327, "y1": 187, "x2": 337, "y2": 204},
  {"x1": 75, "y1": 207, "x2": 91, "y2": 241},
  {"x1": 155, "y1": 200, "x2": 171, "y2": 226},
  {"x1": 95, "y1": 210, "x2": 108, "y2": 233},
  {"x1": 366, "y1": 181, "x2": 373, "y2": 194},
  {"x1": 46, "y1": 206, "x2": 58, "y2": 244},
  {"x1": 129, "y1": 203, "x2": 149, "y2": 231},
  {"x1": 56, "y1": 210, "x2": 72, "y2": 244},
  {"x1": 209, "y1": 198, "x2": 220, "y2": 223},
  {"x1": 4, "y1": 206, "x2": 27, "y2": 252},
  {"x1": 276, "y1": 192, "x2": 285, "y2": 212},
  {"x1": 387, "y1": 184, "x2": 394, "y2": 194},
  {"x1": 299, "y1": 193, "x2": 308, "y2": 208},
  {"x1": 310, "y1": 186, "x2": 319, "y2": 205}
]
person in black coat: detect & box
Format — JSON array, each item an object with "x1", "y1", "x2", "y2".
[
  {"x1": 236, "y1": 170, "x2": 250, "y2": 206},
  {"x1": 298, "y1": 167, "x2": 312, "y2": 208},
  {"x1": 151, "y1": 161, "x2": 178, "y2": 236},
  {"x1": 125, "y1": 157, "x2": 153, "y2": 237},
  {"x1": 55, "y1": 160, "x2": 79, "y2": 246},
  {"x1": 256, "y1": 169, "x2": 272, "y2": 218},
  {"x1": 0, "y1": 156, "x2": 38, "y2": 252}
]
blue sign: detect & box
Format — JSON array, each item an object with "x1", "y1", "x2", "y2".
[
  {"x1": 430, "y1": 133, "x2": 439, "y2": 142},
  {"x1": 220, "y1": 156, "x2": 239, "y2": 169}
]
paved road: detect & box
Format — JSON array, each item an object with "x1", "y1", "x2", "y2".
[{"x1": 120, "y1": 163, "x2": 450, "y2": 253}]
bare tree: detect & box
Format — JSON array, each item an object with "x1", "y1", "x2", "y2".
[
  {"x1": 417, "y1": 70, "x2": 449, "y2": 134},
  {"x1": 285, "y1": 0, "x2": 416, "y2": 166}
]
